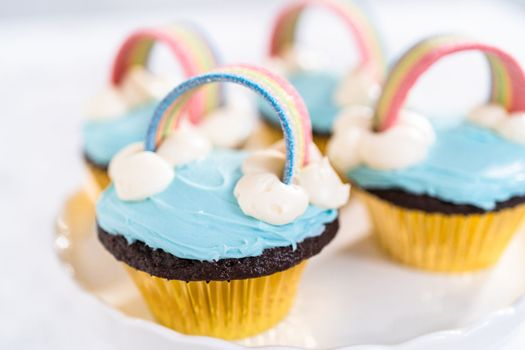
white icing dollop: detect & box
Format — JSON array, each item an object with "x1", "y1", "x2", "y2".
[
  {"x1": 108, "y1": 142, "x2": 174, "y2": 201},
  {"x1": 108, "y1": 142, "x2": 144, "y2": 180},
  {"x1": 199, "y1": 93, "x2": 257, "y2": 148},
  {"x1": 234, "y1": 173, "x2": 309, "y2": 226},
  {"x1": 496, "y1": 112, "x2": 525, "y2": 145},
  {"x1": 398, "y1": 109, "x2": 437, "y2": 144},
  {"x1": 468, "y1": 103, "x2": 507, "y2": 128},
  {"x1": 264, "y1": 47, "x2": 322, "y2": 76},
  {"x1": 469, "y1": 104, "x2": 525, "y2": 145},
  {"x1": 236, "y1": 143, "x2": 349, "y2": 225},
  {"x1": 334, "y1": 67, "x2": 380, "y2": 107},
  {"x1": 327, "y1": 106, "x2": 373, "y2": 172},
  {"x1": 327, "y1": 106, "x2": 436, "y2": 172},
  {"x1": 327, "y1": 127, "x2": 365, "y2": 172},
  {"x1": 119, "y1": 67, "x2": 178, "y2": 107},
  {"x1": 156, "y1": 125, "x2": 212, "y2": 166},
  {"x1": 86, "y1": 67, "x2": 178, "y2": 121},
  {"x1": 296, "y1": 158, "x2": 350, "y2": 209},
  {"x1": 359, "y1": 123, "x2": 431, "y2": 170},
  {"x1": 85, "y1": 86, "x2": 128, "y2": 120}
]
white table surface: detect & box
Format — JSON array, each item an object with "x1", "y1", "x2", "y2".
[{"x1": 1, "y1": 0, "x2": 525, "y2": 349}]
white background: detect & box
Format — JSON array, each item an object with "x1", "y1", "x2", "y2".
[{"x1": 1, "y1": 0, "x2": 525, "y2": 349}]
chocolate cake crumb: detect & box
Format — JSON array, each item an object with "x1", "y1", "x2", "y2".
[
  {"x1": 363, "y1": 187, "x2": 525, "y2": 215},
  {"x1": 98, "y1": 218, "x2": 339, "y2": 281}
]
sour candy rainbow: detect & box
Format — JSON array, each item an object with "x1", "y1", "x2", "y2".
[
  {"x1": 110, "y1": 24, "x2": 222, "y2": 123},
  {"x1": 145, "y1": 65, "x2": 313, "y2": 184},
  {"x1": 269, "y1": 0, "x2": 385, "y2": 80},
  {"x1": 374, "y1": 35, "x2": 525, "y2": 131}
]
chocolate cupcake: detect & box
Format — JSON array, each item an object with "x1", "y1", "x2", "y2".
[
  {"x1": 82, "y1": 24, "x2": 221, "y2": 197},
  {"x1": 328, "y1": 35, "x2": 525, "y2": 272},
  {"x1": 96, "y1": 65, "x2": 349, "y2": 339},
  {"x1": 255, "y1": 0, "x2": 385, "y2": 152}
]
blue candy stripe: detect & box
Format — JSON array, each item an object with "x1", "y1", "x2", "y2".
[{"x1": 145, "y1": 71, "x2": 298, "y2": 184}]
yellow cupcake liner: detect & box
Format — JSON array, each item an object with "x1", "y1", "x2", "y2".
[
  {"x1": 247, "y1": 122, "x2": 330, "y2": 153},
  {"x1": 125, "y1": 261, "x2": 307, "y2": 340},
  {"x1": 84, "y1": 161, "x2": 110, "y2": 202},
  {"x1": 357, "y1": 190, "x2": 525, "y2": 272}
]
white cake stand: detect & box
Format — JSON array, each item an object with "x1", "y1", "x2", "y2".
[{"x1": 55, "y1": 190, "x2": 525, "y2": 350}]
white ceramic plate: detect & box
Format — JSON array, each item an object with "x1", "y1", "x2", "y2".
[{"x1": 55, "y1": 190, "x2": 525, "y2": 350}]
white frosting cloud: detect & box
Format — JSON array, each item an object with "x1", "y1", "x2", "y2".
[
  {"x1": 236, "y1": 143, "x2": 349, "y2": 225},
  {"x1": 334, "y1": 67, "x2": 380, "y2": 108},
  {"x1": 469, "y1": 104, "x2": 525, "y2": 145},
  {"x1": 264, "y1": 47, "x2": 322, "y2": 76},
  {"x1": 108, "y1": 142, "x2": 144, "y2": 180},
  {"x1": 86, "y1": 67, "x2": 178, "y2": 121},
  {"x1": 85, "y1": 86, "x2": 128, "y2": 120},
  {"x1": 199, "y1": 92, "x2": 257, "y2": 148},
  {"x1": 468, "y1": 103, "x2": 507, "y2": 128},
  {"x1": 296, "y1": 158, "x2": 350, "y2": 209},
  {"x1": 234, "y1": 173, "x2": 309, "y2": 226},
  {"x1": 327, "y1": 127, "x2": 365, "y2": 173},
  {"x1": 496, "y1": 112, "x2": 525, "y2": 145},
  {"x1": 156, "y1": 125, "x2": 212, "y2": 166},
  {"x1": 108, "y1": 142, "x2": 174, "y2": 201},
  {"x1": 109, "y1": 123, "x2": 214, "y2": 201},
  {"x1": 327, "y1": 106, "x2": 436, "y2": 172},
  {"x1": 359, "y1": 124, "x2": 432, "y2": 170},
  {"x1": 119, "y1": 67, "x2": 178, "y2": 107}
]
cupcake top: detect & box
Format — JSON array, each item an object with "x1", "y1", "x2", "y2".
[
  {"x1": 83, "y1": 25, "x2": 221, "y2": 167},
  {"x1": 328, "y1": 35, "x2": 525, "y2": 210},
  {"x1": 261, "y1": 0, "x2": 385, "y2": 134},
  {"x1": 96, "y1": 65, "x2": 349, "y2": 262}
]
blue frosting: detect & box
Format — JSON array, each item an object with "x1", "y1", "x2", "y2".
[
  {"x1": 83, "y1": 103, "x2": 156, "y2": 166},
  {"x1": 260, "y1": 71, "x2": 341, "y2": 134},
  {"x1": 347, "y1": 121, "x2": 525, "y2": 210},
  {"x1": 96, "y1": 149, "x2": 337, "y2": 261}
]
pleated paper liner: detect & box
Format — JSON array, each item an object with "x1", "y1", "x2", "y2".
[
  {"x1": 357, "y1": 190, "x2": 525, "y2": 273},
  {"x1": 125, "y1": 261, "x2": 307, "y2": 340}
]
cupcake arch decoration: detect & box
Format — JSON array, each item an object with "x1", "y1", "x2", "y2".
[
  {"x1": 145, "y1": 65, "x2": 312, "y2": 183},
  {"x1": 373, "y1": 35, "x2": 525, "y2": 132},
  {"x1": 328, "y1": 35, "x2": 525, "y2": 173},
  {"x1": 269, "y1": 0, "x2": 386, "y2": 81},
  {"x1": 110, "y1": 25, "x2": 223, "y2": 123}
]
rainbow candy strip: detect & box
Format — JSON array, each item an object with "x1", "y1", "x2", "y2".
[
  {"x1": 110, "y1": 24, "x2": 222, "y2": 123},
  {"x1": 268, "y1": 0, "x2": 386, "y2": 80},
  {"x1": 145, "y1": 65, "x2": 313, "y2": 184},
  {"x1": 374, "y1": 35, "x2": 525, "y2": 131}
]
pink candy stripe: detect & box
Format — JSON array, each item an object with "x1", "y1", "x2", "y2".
[
  {"x1": 110, "y1": 28, "x2": 205, "y2": 123},
  {"x1": 268, "y1": 0, "x2": 371, "y2": 70},
  {"x1": 236, "y1": 63, "x2": 312, "y2": 165},
  {"x1": 380, "y1": 42, "x2": 525, "y2": 131}
]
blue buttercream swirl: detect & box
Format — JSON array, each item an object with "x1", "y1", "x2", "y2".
[
  {"x1": 96, "y1": 149, "x2": 337, "y2": 261},
  {"x1": 347, "y1": 121, "x2": 525, "y2": 210},
  {"x1": 83, "y1": 103, "x2": 156, "y2": 166},
  {"x1": 260, "y1": 71, "x2": 341, "y2": 134}
]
